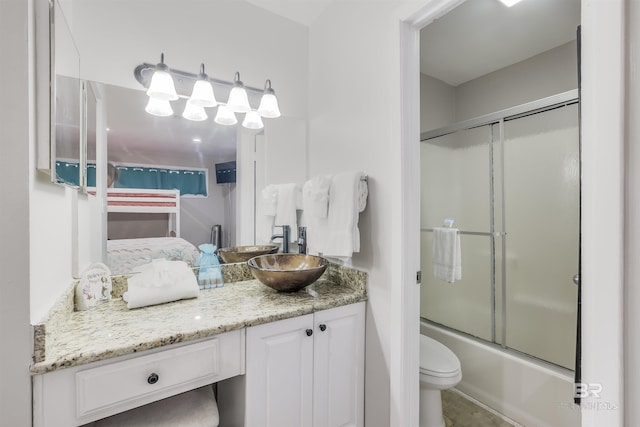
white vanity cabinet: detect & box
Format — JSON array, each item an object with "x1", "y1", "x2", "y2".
[
  {"x1": 239, "y1": 301, "x2": 365, "y2": 427},
  {"x1": 32, "y1": 329, "x2": 244, "y2": 427}
]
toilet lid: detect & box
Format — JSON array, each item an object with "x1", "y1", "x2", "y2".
[{"x1": 420, "y1": 335, "x2": 461, "y2": 378}]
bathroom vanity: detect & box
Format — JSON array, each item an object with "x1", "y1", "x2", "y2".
[{"x1": 31, "y1": 263, "x2": 367, "y2": 427}]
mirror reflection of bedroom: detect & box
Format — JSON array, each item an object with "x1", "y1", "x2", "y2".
[{"x1": 98, "y1": 83, "x2": 239, "y2": 275}]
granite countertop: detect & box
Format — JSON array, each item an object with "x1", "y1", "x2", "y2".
[{"x1": 31, "y1": 262, "x2": 367, "y2": 375}]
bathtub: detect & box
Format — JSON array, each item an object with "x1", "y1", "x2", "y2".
[{"x1": 420, "y1": 320, "x2": 581, "y2": 427}]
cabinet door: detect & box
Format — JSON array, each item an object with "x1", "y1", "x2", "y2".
[
  {"x1": 313, "y1": 302, "x2": 365, "y2": 427},
  {"x1": 245, "y1": 314, "x2": 314, "y2": 427}
]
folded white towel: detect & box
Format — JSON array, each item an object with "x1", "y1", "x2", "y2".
[
  {"x1": 322, "y1": 171, "x2": 366, "y2": 258},
  {"x1": 123, "y1": 259, "x2": 199, "y2": 309},
  {"x1": 93, "y1": 385, "x2": 219, "y2": 426},
  {"x1": 303, "y1": 175, "x2": 332, "y2": 219},
  {"x1": 274, "y1": 183, "x2": 301, "y2": 243},
  {"x1": 432, "y1": 227, "x2": 462, "y2": 283}
]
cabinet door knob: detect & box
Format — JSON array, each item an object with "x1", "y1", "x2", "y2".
[
  {"x1": 319, "y1": 324, "x2": 327, "y2": 332},
  {"x1": 306, "y1": 329, "x2": 313, "y2": 336},
  {"x1": 147, "y1": 373, "x2": 159, "y2": 385}
]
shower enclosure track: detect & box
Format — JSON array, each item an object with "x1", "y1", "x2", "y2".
[{"x1": 420, "y1": 89, "x2": 579, "y2": 142}]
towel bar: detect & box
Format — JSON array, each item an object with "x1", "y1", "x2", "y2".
[{"x1": 421, "y1": 228, "x2": 506, "y2": 237}]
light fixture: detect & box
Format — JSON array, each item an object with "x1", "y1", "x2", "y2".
[
  {"x1": 257, "y1": 79, "x2": 281, "y2": 118},
  {"x1": 182, "y1": 99, "x2": 208, "y2": 121},
  {"x1": 145, "y1": 97, "x2": 173, "y2": 117},
  {"x1": 226, "y1": 72, "x2": 251, "y2": 113},
  {"x1": 192, "y1": 137, "x2": 202, "y2": 144},
  {"x1": 242, "y1": 110, "x2": 264, "y2": 130},
  {"x1": 497, "y1": 0, "x2": 524, "y2": 6},
  {"x1": 189, "y1": 64, "x2": 217, "y2": 108},
  {"x1": 134, "y1": 57, "x2": 282, "y2": 127},
  {"x1": 146, "y1": 53, "x2": 178, "y2": 101},
  {"x1": 214, "y1": 104, "x2": 238, "y2": 126}
]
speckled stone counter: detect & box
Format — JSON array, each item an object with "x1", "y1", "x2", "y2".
[{"x1": 31, "y1": 262, "x2": 367, "y2": 375}]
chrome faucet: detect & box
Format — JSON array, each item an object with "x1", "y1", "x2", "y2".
[
  {"x1": 297, "y1": 226, "x2": 307, "y2": 254},
  {"x1": 271, "y1": 225, "x2": 290, "y2": 253}
]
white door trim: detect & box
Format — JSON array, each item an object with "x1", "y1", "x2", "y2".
[{"x1": 395, "y1": 2, "x2": 465, "y2": 426}]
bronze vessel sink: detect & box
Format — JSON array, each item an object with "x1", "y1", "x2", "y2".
[
  {"x1": 248, "y1": 254, "x2": 329, "y2": 292},
  {"x1": 218, "y1": 245, "x2": 279, "y2": 263}
]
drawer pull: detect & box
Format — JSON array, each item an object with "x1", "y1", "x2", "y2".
[
  {"x1": 306, "y1": 329, "x2": 313, "y2": 337},
  {"x1": 147, "y1": 373, "x2": 159, "y2": 385},
  {"x1": 319, "y1": 324, "x2": 327, "y2": 332}
]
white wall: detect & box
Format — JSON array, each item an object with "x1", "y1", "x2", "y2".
[
  {"x1": 72, "y1": 0, "x2": 308, "y2": 119},
  {"x1": 420, "y1": 41, "x2": 578, "y2": 134},
  {"x1": 420, "y1": 73, "x2": 455, "y2": 132},
  {"x1": 0, "y1": 1, "x2": 37, "y2": 426},
  {"x1": 308, "y1": 2, "x2": 408, "y2": 424}
]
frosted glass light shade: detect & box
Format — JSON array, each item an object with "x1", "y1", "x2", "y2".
[
  {"x1": 214, "y1": 105, "x2": 238, "y2": 125},
  {"x1": 146, "y1": 69, "x2": 178, "y2": 101},
  {"x1": 242, "y1": 110, "x2": 264, "y2": 130},
  {"x1": 227, "y1": 86, "x2": 251, "y2": 113},
  {"x1": 189, "y1": 79, "x2": 217, "y2": 107},
  {"x1": 145, "y1": 97, "x2": 173, "y2": 117},
  {"x1": 257, "y1": 93, "x2": 281, "y2": 118},
  {"x1": 498, "y1": 0, "x2": 523, "y2": 6},
  {"x1": 182, "y1": 100, "x2": 208, "y2": 121}
]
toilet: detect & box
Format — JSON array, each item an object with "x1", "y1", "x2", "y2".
[{"x1": 419, "y1": 335, "x2": 462, "y2": 427}]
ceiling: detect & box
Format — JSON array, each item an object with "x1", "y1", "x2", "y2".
[
  {"x1": 243, "y1": 0, "x2": 335, "y2": 26},
  {"x1": 420, "y1": 0, "x2": 581, "y2": 86}
]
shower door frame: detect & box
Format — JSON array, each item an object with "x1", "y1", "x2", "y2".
[{"x1": 420, "y1": 89, "x2": 580, "y2": 357}]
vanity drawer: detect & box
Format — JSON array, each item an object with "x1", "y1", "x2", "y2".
[
  {"x1": 76, "y1": 339, "x2": 220, "y2": 418},
  {"x1": 34, "y1": 329, "x2": 245, "y2": 426}
]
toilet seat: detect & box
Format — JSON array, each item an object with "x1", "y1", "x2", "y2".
[{"x1": 419, "y1": 335, "x2": 461, "y2": 378}]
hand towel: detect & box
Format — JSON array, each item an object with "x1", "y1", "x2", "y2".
[
  {"x1": 322, "y1": 171, "x2": 366, "y2": 258},
  {"x1": 94, "y1": 385, "x2": 219, "y2": 426},
  {"x1": 256, "y1": 185, "x2": 278, "y2": 244},
  {"x1": 123, "y1": 259, "x2": 199, "y2": 309},
  {"x1": 302, "y1": 175, "x2": 332, "y2": 219},
  {"x1": 301, "y1": 175, "x2": 331, "y2": 256},
  {"x1": 274, "y1": 183, "x2": 301, "y2": 242},
  {"x1": 432, "y1": 227, "x2": 462, "y2": 283}
]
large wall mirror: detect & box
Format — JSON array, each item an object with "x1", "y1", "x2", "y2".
[{"x1": 50, "y1": 0, "x2": 309, "y2": 276}]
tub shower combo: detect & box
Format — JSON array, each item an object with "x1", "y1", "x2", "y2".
[{"x1": 420, "y1": 90, "x2": 581, "y2": 427}]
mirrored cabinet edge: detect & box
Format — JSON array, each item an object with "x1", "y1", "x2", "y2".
[{"x1": 35, "y1": 0, "x2": 92, "y2": 193}]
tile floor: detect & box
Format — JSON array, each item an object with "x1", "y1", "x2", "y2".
[{"x1": 442, "y1": 389, "x2": 518, "y2": 427}]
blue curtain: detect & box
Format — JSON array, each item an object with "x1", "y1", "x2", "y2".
[
  {"x1": 115, "y1": 165, "x2": 207, "y2": 196},
  {"x1": 55, "y1": 161, "x2": 80, "y2": 186},
  {"x1": 57, "y1": 162, "x2": 207, "y2": 196}
]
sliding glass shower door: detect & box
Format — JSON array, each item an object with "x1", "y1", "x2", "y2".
[
  {"x1": 501, "y1": 104, "x2": 579, "y2": 369},
  {"x1": 420, "y1": 100, "x2": 579, "y2": 370}
]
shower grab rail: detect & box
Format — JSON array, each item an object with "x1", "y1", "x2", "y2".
[{"x1": 421, "y1": 228, "x2": 506, "y2": 237}]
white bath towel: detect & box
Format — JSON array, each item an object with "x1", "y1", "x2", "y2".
[
  {"x1": 93, "y1": 385, "x2": 219, "y2": 426},
  {"x1": 432, "y1": 227, "x2": 462, "y2": 283},
  {"x1": 322, "y1": 171, "x2": 366, "y2": 258},
  {"x1": 274, "y1": 183, "x2": 301, "y2": 243},
  {"x1": 123, "y1": 259, "x2": 199, "y2": 309}
]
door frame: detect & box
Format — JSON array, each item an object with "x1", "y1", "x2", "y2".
[{"x1": 396, "y1": 1, "x2": 625, "y2": 426}]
